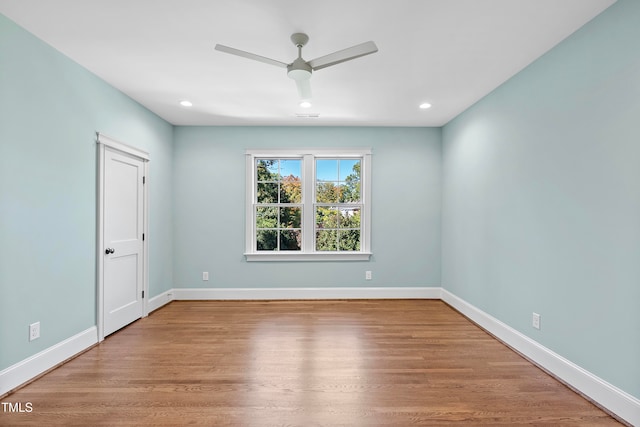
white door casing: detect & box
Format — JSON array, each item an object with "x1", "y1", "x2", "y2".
[{"x1": 97, "y1": 133, "x2": 149, "y2": 341}]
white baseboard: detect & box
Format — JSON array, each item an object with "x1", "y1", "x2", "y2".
[
  {"x1": 172, "y1": 286, "x2": 442, "y2": 300},
  {"x1": 147, "y1": 288, "x2": 174, "y2": 313},
  {"x1": 0, "y1": 326, "x2": 97, "y2": 396},
  {"x1": 440, "y1": 289, "x2": 640, "y2": 426}
]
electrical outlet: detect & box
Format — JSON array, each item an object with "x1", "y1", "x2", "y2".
[
  {"x1": 532, "y1": 312, "x2": 541, "y2": 330},
  {"x1": 29, "y1": 322, "x2": 40, "y2": 341},
  {"x1": 202, "y1": 272, "x2": 209, "y2": 281},
  {"x1": 365, "y1": 271, "x2": 372, "y2": 280}
]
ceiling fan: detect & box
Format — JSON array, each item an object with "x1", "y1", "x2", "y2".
[{"x1": 215, "y1": 33, "x2": 378, "y2": 101}]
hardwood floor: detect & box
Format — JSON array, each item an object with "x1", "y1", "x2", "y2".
[{"x1": 0, "y1": 300, "x2": 622, "y2": 426}]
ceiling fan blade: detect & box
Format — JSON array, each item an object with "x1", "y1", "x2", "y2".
[
  {"x1": 295, "y1": 79, "x2": 312, "y2": 99},
  {"x1": 215, "y1": 44, "x2": 288, "y2": 68},
  {"x1": 308, "y1": 41, "x2": 378, "y2": 71}
]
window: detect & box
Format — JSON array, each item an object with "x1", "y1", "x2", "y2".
[
  {"x1": 245, "y1": 148, "x2": 372, "y2": 261},
  {"x1": 255, "y1": 159, "x2": 302, "y2": 251},
  {"x1": 315, "y1": 159, "x2": 361, "y2": 251}
]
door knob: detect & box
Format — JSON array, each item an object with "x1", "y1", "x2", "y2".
[{"x1": 105, "y1": 248, "x2": 115, "y2": 254}]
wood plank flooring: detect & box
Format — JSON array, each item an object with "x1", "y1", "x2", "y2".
[{"x1": 0, "y1": 300, "x2": 622, "y2": 426}]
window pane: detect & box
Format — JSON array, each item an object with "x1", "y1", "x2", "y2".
[
  {"x1": 316, "y1": 159, "x2": 338, "y2": 181},
  {"x1": 316, "y1": 182, "x2": 340, "y2": 203},
  {"x1": 280, "y1": 207, "x2": 301, "y2": 228},
  {"x1": 316, "y1": 206, "x2": 338, "y2": 229},
  {"x1": 339, "y1": 208, "x2": 360, "y2": 228},
  {"x1": 280, "y1": 159, "x2": 301, "y2": 180},
  {"x1": 257, "y1": 182, "x2": 278, "y2": 203},
  {"x1": 341, "y1": 159, "x2": 361, "y2": 202},
  {"x1": 339, "y1": 230, "x2": 360, "y2": 251},
  {"x1": 256, "y1": 206, "x2": 278, "y2": 228},
  {"x1": 339, "y1": 181, "x2": 360, "y2": 203},
  {"x1": 257, "y1": 230, "x2": 278, "y2": 251},
  {"x1": 280, "y1": 230, "x2": 302, "y2": 251},
  {"x1": 281, "y1": 176, "x2": 302, "y2": 203},
  {"x1": 316, "y1": 230, "x2": 337, "y2": 251},
  {"x1": 257, "y1": 159, "x2": 279, "y2": 181},
  {"x1": 339, "y1": 159, "x2": 360, "y2": 180}
]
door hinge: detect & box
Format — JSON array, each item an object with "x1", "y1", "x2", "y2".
[
  {"x1": 142, "y1": 233, "x2": 145, "y2": 241},
  {"x1": 143, "y1": 176, "x2": 146, "y2": 184},
  {"x1": 142, "y1": 290, "x2": 145, "y2": 299}
]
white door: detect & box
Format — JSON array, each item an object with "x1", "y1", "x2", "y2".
[{"x1": 103, "y1": 147, "x2": 145, "y2": 336}]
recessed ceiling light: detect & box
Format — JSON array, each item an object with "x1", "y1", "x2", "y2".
[
  {"x1": 299, "y1": 100, "x2": 312, "y2": 108},
  {"x1": 419, "y1": 102, "x2": 432, "y2": 109},
  {"x1": 180, "y1": 100, "x2": 193, "y2": 107}
]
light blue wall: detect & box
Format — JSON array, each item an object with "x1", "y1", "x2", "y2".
[
  {"x1": 173, "y1": 126, "x2": 441, "y2": 289},
  {"x1": 441, "y1": 0, "x2": 640, "y2": 398},
  {"x1": 0, "y1": 14, "x2": 174, "y2": 370}
]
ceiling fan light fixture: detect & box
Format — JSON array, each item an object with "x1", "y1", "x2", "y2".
[{"x1": 288, "y1": 69, "x2": 312, "y2": 81}]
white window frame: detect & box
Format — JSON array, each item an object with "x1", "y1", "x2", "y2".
[{"x1": 245, "y1": 148, "x2": 372, "y2": 261}]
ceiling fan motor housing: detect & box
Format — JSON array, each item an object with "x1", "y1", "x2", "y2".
[{"x1": 287, "y1": 58, "x2": 312, "y2": 81}]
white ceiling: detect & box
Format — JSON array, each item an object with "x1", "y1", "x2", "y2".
[{"x1": 0, "y1": 0, "x2": 616, "y2": 127}]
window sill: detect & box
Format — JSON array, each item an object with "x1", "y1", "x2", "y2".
[{"x1": 244, "y1": 252, "x2": 372, "y2": 262}]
